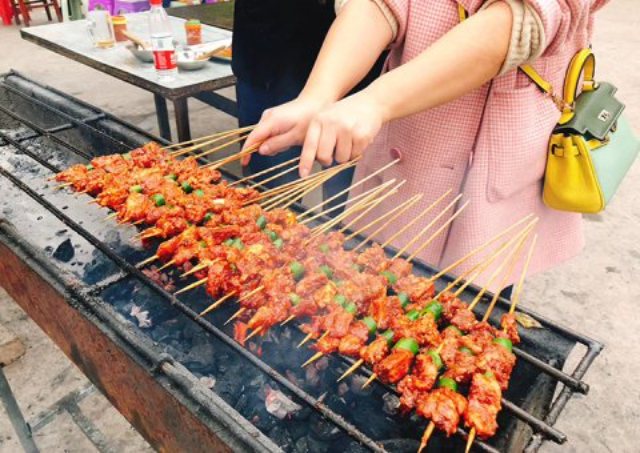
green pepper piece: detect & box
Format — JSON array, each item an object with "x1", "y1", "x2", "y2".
[
  {"x1": 319, "y1": 265, "x2": 333, "y2": 280},
  {"x1": 256, "y1": 215, "x2": 267, "y2": 230},
  {"x1": 380, "y1": 330, "x2": 395, "y2": 345},
  {"x1": 123, "y1": 153, "x2": 132, "y2": 160},
  {"x1": 397, "y1": 292, "x2": 410, "y2": 309},
  {"x1": 334, "y1": 294, "x2": 347, "y2": 306},
  {"x1": 204, "y1": 212, "x2": 213, "y2": 223},
  {"x1": 351, "y1": 263, "x2": 363, "y2": 272},
  {"x1": 232, "y1": 238, "x2": 244, "y2": 250},
  {"x1": 344, "y1": 302, "x2": 357, "y2": 314},
  {"x1": 290, "y1": 293, "x2": 301, "y2": 306},
  {"x1": 438, "y1": 377, "x2": 458, "y2": 392},
  {"x1": 405, "y1": 310, "x2": 420, "y2": 321},
  {"x1": 493, "y1": 337, "x2": 513, "y2": 352},
  {"x1": 181, "y1": 181, "x2": 193, "y2": 193},
  {"x1": 194, "y1": 189, "x2": 204, "y2": 198},
  {"x1": 427, "y1": 350, "x2": 443, "y2": 370},
  {"x1": 459, "y1": 346, "x2": 475, "y2": 356},
  {"x1": 200, "y1": 240, "x2": 207, "y2": 248},
  {"x1": 86, "y1": 164, "x2": 94, "y2": 171},
  {"x1": 393, "y1": 338, "x2": 419, "y2": 355},
  {"x1": 130, "y1": 185, "x2": 143, "y2": 194},
  {"x1": 421, "y1": 301, "x2": 443, "y2": 321},
  {"x1": 319, "y1": 244, "x2": 330, "y2": 254},
  {"x1": 152, "y1": 194, "x2": 166, "y2": 207},
  {"x1": 223, "y1": 238, "x2": 234, "y2": 246},
  {"x1": 273, "y1": 238, "x2": 284, "y2": 249},
  {"x1": 266, "y1": 230, "x2": 278, "y2": 242},
  {"x1": 290, "y1": 261, "x2": 304, "y2": 280},
  {"x1": 334, "y1": 280, "x2": 344, "y2": 287},
  {"x1": 362, "y1": 317, "x2": 377, "y2": 335},
  {"x1": 445, "y1": 325, "x2": 464, "y2": 336},
  {"x1": 165, "y1": 173, "x2": 177, "y2": 181},
  {"x1": 380, "y1": 270, "x2": 398, "y2": 285}
]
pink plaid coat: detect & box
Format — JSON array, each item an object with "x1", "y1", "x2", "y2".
[{"x1": 350, "y1": 0, "x2": 609, "y2": 289}]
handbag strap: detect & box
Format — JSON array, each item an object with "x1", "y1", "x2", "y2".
[{"x1": 458, "y1": 4, "x2": 582, "y2": 113}]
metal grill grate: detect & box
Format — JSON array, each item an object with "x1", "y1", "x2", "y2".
[{"x1": 0, "y1": 71, "x2": 603, "y2": 453}]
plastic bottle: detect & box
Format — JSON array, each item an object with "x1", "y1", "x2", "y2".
[{"x1": 149, "y1": 0, "x2": 177, "y2": 81}]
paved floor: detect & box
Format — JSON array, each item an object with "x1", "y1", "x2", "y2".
[{"x1": 0, "y1": 2, "x2": 639, "y2": 452}]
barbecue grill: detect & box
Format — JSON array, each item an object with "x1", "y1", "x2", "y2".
[{"x1": 0, "y1": 70, "x2": 603, "y2": 453}]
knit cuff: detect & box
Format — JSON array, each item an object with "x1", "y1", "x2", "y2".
[{"x1": 481, "y1": 0, "x2": 547, "y2": 75}]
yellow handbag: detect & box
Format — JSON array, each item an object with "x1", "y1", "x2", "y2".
[{"x1": 540, "y1": 49, "x2": 639, "y2": 213}]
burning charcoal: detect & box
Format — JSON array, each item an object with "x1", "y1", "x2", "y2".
[
  {"x1": 294, "y1": 435, "x2": 329, "y2": 453},
  {"x1": 268, "y1": 425, "x2": 294, "y2": 453},
  {"x1": 264, "y1": 384, "x2": 302, "y2": 419},
  {"x1": 216, "y1": 353, "x2": 231, "y2": 373},
  {"x1": 337, "y1": 382, "x2": 349, "y2": 397},
  {"x1": 305, "y1": 365, "x2": 321, "y2": 388},
  {"x1": 310, "y1": 413, "x2": 344, "y2": 443},
  {"x1": 342, "y1": 441, "x2": 369, "y2": 453},
  {"x1": 130, "y1": 304, "x2": 152, "y2": 328},
  {"x1": 382, "y1": 392, "x2": 401, "y2": 415},
  {"x1": 53, "y1": 238, "x2": 75, "y2": 262},
  {"x1": 315, "y1": 356, "x2": 329, "y2": 371},
  {"x1": 348, "y1": 375, "x2": 373, "y2": 396},
  {"x1": 380, "y1": 439, "x2": 420, "y2": 453}
]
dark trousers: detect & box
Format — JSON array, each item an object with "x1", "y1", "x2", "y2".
[{"x1": 236, "y1": 77, "x2": 355, "y2": 211}]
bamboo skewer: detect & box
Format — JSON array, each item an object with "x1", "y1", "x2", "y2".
[
  {"x1": 277, "y1": 167, "x2": 350, "y2": 211},
  {"x1": 509, "y1": 234, "x2": 537, "y2": 315},
  {"x1": 181, "y1": 262, "x2": 211, "y2": 278},
  {"x1": 137, "y1": 254, "x2": 159, "y2": 268},
  {"x1": 338, "y1": 181, "x2": 406, "y2": 235},
  {"x1": 158, "y1": 259, "x2": 176, "y2": 271},
  {"x1": 201, "y1": 142, "x2": 261, "y2": 170},
  {"x1": 481, "y1": 230, "x2": 533, "y2": 323},
  {"x1": 168, "y1": 126, "x2": 255, "y2": 154},
  {"x1": 380, "y1": 189, "x2": 453, "y2": 248},
  {"x1": 337, "y1": 359, "x2": 365, "y2": 382},
  {"x1": 229, "y1": 156, "x2": 301, "y2": 187},
  {"x1": 390, "y1": 194, "x2": 463, "y2": 259},
  {"x1": 347, "y1": 194, "x2": 422, "y2": 246},
  {"x1": 174, "y1": 277, "x2": 208, "y2": 295},
  {"x1": 245, "y1": 327, "x2": 264, "y2": 342},
  {"x1": 417, "y1": 421, "x2": 436, "y2": 453},
  {"x1": 198, "y1": 292, "x2": 236, "y2": 317},
  {"x1": 222, "y1": 286, "x2": 265, "y2": 325},
  {"x1": 465, "y1": 430, "x2": 476, "y2": 453},
  {"x1": 427, "y1": 214, "x2": 535, "y2": 283},
  {"x1": 187, "y1": 133, "x2": 252, "y2": 161},
  {"x1": 301, "y1": 351, "x2": 325, "y2": 368},
  {"x1": 263, "y1": 169, "x2": 337, "y2": 212},
  {"x1": 467, "y1": 227, "x2": 533, "y2": 313},
  {"x1": 170, "y1": 130, "x2": 252, "y2": 157},
  {"x1": 224, "y1": 308, "x2": 246, "y2": 325}
]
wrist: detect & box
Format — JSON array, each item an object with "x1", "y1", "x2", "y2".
[{"x1": 362, "y1": 82, "x2": 393, "y2": 123}]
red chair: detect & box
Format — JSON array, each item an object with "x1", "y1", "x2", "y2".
[
  {"x1": 0, "y1": 0, "x2": 14, "y2": 25},
  {"x1": 11, "y1": 0, "x2": 62, "y2": 26}
]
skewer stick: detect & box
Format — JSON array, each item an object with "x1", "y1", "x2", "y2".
[
  {"x1": 181, "y1": 262, "x2": 211, "y2": 278},
  {"x1": 262, "y1": 170, "x2": 334, "y2": 212},
  {"x1": 189, "y1": 133, "x2": 252, "y2": 160},
  {"x1": 158, "y1": 259, "x2": 176, "y2": 271},
  {"x1": 275, "y1": 167, "x2": 348, "y2": 211},
  {"x1": 297, "y1": 158, "x2": 400, "y2": 220},
  {"x1": 338, "y1": 181, "x2": 406, "y2": 235},
  {"x1": 391, "y1": 194, "x2": 463, "y2": 259},
  {"x1": 406, "y1": 200, "x2": 470, "y2": 262},
  {"x1": 53, "y1": 182, "x2": 74, "y2": 190},
  {"x1": 380, "y1": 189, "x2": 453, "y2": 248},
  {"x1": 224, "y1": 307, "x2": 246, "y2": 325},
  {"x1": 301, "y1": 352, "x2": 325, "y2": 368},
  {"x1": 509, "y1": 234, "x2": 537, "y2": 315},
  {"x1": 223, "y1": 285, "x2": 265, "y2": 325},
  {"x1": 136, "y1": 255, "x2": 159, "y2": 268},
  {"x1": 167, "y1": 126, "x2": 255, "y2": 153},
  {"x1": 465, "y1": 429, "x2": 476, "y2": 453},
  {"x1": 337, "y1": 359, "x2": 364, "y2": 382},
  {"x1": 299, "y1": 178, "x2": 397, "y2": 226},
  {"x1": 361, "y1": 373, "x2": 377, "y2": 389},
  {"x1": 198, "y1": 292, "x2": 236, "y2": 317},
  {"x1": 103, "y1": 213, "x2": 118, "y2": 222},
  {"x1": 201, "y1": 143, "x2": 261, "y2": 170},
  {"x1": 245, "y1": 327, "x2": 264, "y2": 342},
  {"x1": 417, "y1": 422, "x2": 436, "y2": 453},
  {"x1": 468, "y1": 226, "x2": 533, "y2": 313},
  {"x1": 174, "y1": 277, "x2": 208, "y2": 295},
  {"x1": 280, "y1": 315, "x2": 295, "y2": 326},
  {"x1": 428, "y1": 214, "x2": 535, "y2": 283},
  {"x1": 229, "y1": 156, "x2": 301, "y2": 187},
  {"x1": 435, "y1": 222, "x2": 534, "y2": 299},
  {"x1": 347, "y1": 193, "x2": 422, "y2": 245},
  {"x1": 481, "y1": 228, "x2": 533, "y2": 322},
  {"x1": 297, "y1": 333, "x2": 314, "y2": 348}
]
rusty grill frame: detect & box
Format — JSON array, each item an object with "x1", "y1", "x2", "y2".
[{"x1": 0, "y1": 71, "x2": 603, "y2": 453}]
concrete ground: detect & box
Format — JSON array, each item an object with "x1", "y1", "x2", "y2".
[{"x1": 0, "y1": 1, "x2": 639, "y2": 452}]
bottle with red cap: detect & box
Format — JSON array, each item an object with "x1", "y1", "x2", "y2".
[{"x1": 149, "y1": 0, "x2": 177, "y2": 81}]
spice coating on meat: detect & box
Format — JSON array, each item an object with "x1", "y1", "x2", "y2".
[
  {"x1": 374, "y1": 349, "x2": 414, "y2": 384},
  {"x1": 398, "y1": 354, "x2": 440, "y2": 412},
  {"x1": 360, "y1": 336, "x2": 390, "y2": 364},
  {"x1": 465, "y1": 373, "x2": 502, "y2": 438},
  {"x1": 500, "y1": 313, "x2": 520, "y2": 344},
  {"x1": 416, "y1": 388, "x2": 468, "y2": 436}
]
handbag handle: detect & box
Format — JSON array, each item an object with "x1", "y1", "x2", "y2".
[{"x1": 559, "y1": 48, "x2": 597, "y2": 124}]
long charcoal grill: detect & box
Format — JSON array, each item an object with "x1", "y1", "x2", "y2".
[{"x1": 0, "y1": 71, "x2": 603, "y2": 453}]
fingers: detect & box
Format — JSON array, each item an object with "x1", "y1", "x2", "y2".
[
  {"x1": 316, "y1": 124, "x2": 337, "y2": 167},
  {"x1": 335, "y1": 128, "x2": 353, "y2": 164},
  {"x1": 259, "y1": 129, "x2": 301, "y2": 157},
  {"x1": 300, "y1": 121, "x2": 321, "y2": 178}
]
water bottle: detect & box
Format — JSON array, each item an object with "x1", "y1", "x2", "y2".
[{"x1": 149, "y1": 0, "x2": 177, "y2": 81}]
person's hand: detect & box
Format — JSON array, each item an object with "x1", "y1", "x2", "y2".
[
  {"x1": 298, "y1": 91, "x2": 384, "y2": 177},
  {"x1": 241, "y1": 97, "x2": 328, "y2": 166}
]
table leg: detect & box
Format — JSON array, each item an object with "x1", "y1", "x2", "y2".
[
  {"x1": 154, "y1": 93, "x2": 172, "y2": 141},
  {"x1": 173, "y1": 97, "x2": 191, "y2": 143},
  {"x1": 0, "y1": 367, "x2": 39, "y2": 453}
]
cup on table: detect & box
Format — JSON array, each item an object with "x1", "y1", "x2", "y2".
[{"x1": 87, "y1": 10, "x2": 116, "y2": 49}]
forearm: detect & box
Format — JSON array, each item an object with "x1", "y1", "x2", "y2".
[
  {"x1": 366, "y1": 1, "x2": 513, "y2": 123},
  {"x1": 300, "y1": 0, "x2": 393, "y2": 105}
]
